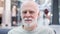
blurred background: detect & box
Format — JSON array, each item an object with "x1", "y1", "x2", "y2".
[{"x1": 0, "y1": 0, "x2": 60, "y2": 34}]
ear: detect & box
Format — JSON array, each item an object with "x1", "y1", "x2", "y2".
[
  {"x1": 37, "y1": 11, "x2": 40, "y2": 20},
  {"x1": 38, "y1": 11, "x2": 40, "y2": 17},
  {"x1": 37, "y1": 12, "x2": 40, "y2": 21}
]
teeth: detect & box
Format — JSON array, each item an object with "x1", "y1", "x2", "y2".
[{"x1": 24, "y1": 18, "x2": 32, "y2": 20}]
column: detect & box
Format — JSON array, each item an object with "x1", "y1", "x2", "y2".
[
  {"x1": 2, "y1": 0, "x2": 11, "y2": 27},
  {"x1": 52, "y1": 0, "x2": 59, "y2": 24}
]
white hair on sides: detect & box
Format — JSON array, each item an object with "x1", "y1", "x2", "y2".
[{"x1": 20, "y1": 0, "x2": 40, "y2": 13}]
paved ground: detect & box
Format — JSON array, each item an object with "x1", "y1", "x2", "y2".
[{"x1": 50, "y1": 25, "x2": 60, "y2": 34}]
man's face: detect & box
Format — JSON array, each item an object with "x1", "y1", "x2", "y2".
[{"x1": 21, "y1": 3, "x2": 39, "y2": 27}]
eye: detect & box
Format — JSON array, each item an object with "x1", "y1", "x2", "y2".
[
  {"x1": 29, "y1": 11, "x2": 35, "y2": 14},
  {"x1": 22, "y1": 11, "x2": 27, "y2": 14}
]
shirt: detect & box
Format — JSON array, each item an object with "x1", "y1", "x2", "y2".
[{"x1": 8, "y1": 26, "x2": 55, "y2": 34}]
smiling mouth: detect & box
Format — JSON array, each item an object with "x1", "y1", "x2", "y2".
[
  {"x1": 24, "y1": 20, "x2": 32, "y2": 23},
  {"x1": 23, "y1": 18, "x2": 33, "y2": 23}
]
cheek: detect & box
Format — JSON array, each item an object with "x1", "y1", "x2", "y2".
[{"x1": 33, "y1": 14, "x2": 38, "y2": 19}]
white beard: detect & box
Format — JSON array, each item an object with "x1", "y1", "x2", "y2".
[{"x1": 22, "y1": 18, "x2": 37, "y2": 27}]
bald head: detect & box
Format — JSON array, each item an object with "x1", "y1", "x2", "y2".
[{"x1": 21, "y1": 1, "x2": 39, "y2": 13}]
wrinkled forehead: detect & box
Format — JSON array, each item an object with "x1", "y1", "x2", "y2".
[{"x1": 21, "y1": 1, "x2": 39, "y2": 12}]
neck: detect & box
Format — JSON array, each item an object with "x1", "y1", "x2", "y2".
[{"x1": 22, "y1": 24, "x2": 37, "y2": 31}]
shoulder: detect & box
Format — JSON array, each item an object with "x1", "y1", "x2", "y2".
[
  {"x1": 39, "y1": 26, "x2": 55, "y2": 34},
  {"x1": 8, "y1": 26, "x2": 22, "y2": 34}
]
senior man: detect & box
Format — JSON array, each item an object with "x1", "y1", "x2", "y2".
[{"x1": 8, "y1": 0, "x2": 55, "y2": 34}]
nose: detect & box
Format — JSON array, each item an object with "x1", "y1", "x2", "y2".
[{"x1": 26, "y1": 12, "x2": 30, "y2": 17}]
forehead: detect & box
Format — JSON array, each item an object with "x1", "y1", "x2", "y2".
[
  {"x1": 21, "y1": 1, "x2": 39, "y2": 12},
  {"x1": 21, "y1": 6, "x2": 38, "y2": 12}
]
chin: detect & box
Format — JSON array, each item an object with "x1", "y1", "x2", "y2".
[{"x1": 23, "y1": 22, "x2": 33, "y2": 27}]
